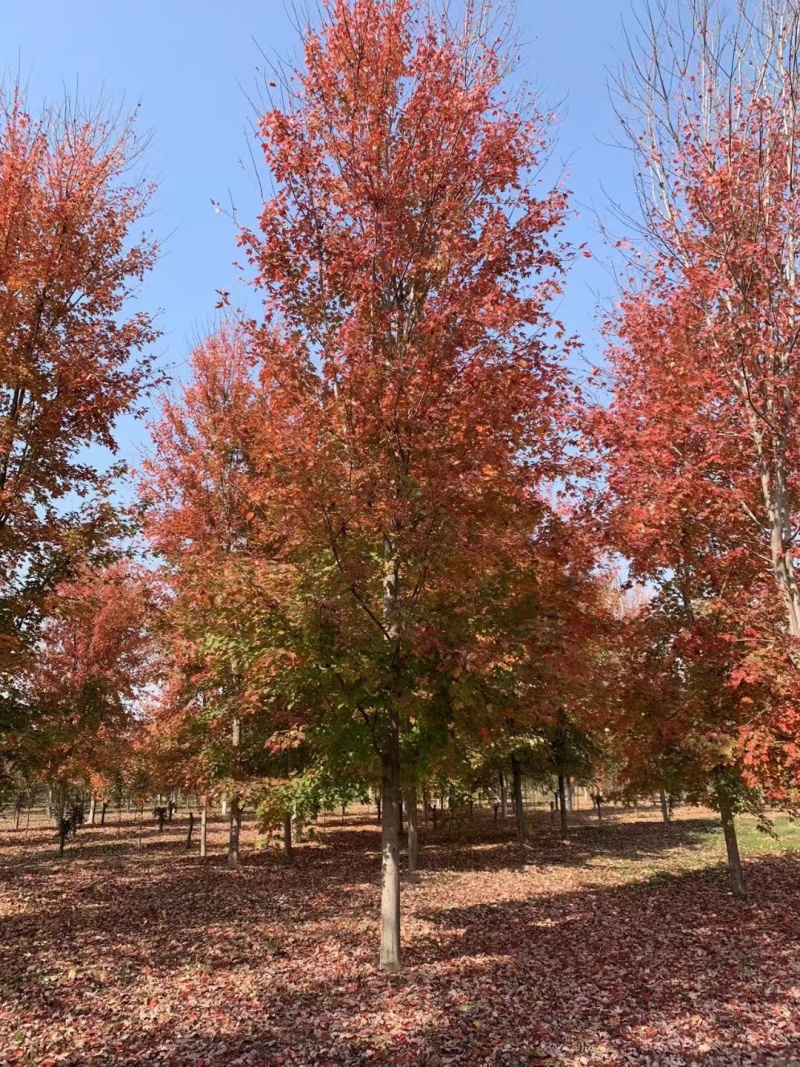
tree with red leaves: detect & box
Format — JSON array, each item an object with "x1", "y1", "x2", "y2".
[
  {"x1": 18, "y1": 562, "x2": 157, "y2": 853},
  {"x1": 239, "y1": 0, "x2": 579, "y2": 970},
  {"x1": 0, "y1": 84, "x2": 158, "y2": 728},
  {"x1": 142, "y1": 324, "x2": 261, "y2": 867},
  {"x1": 594, "y1": 0, "x2": 800, "y2": 886}
]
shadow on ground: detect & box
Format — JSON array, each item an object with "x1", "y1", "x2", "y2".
[{"x1": 0, "y1": 811, "x2": 798, "y2": 1066}]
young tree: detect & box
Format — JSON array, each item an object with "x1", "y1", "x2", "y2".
[{"x1": 239, "y1": 0, "x2": 579, "y2": 970}]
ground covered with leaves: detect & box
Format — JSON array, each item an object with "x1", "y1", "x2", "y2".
[{"x1": 1, "y1": 806, "x2": 799, "y2": 1067}]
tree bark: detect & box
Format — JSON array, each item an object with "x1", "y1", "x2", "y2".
[
  {"x1": 186, "y1": 811, "x2": 195, "y2": 850},
  {"x1": 660, "y1": 787, "x2": 670, "y2": 827},
  {"x1": 53, "y1": 782, "x2": 67, "y2": 831},
  {"x1": 499, "y1": 771, "x2": 507, "y2": 820},
  {"x1": 228, "y1": 795, "x2": 241, "y2": 870},
  {"x1": 511, "y1": 755, "x2": 526, "y2": 842},
  {"x1": 283, "y1": 813, "x2": 293, "y2": 859},
  {"x1": 200, "y1": 800, "x2": 208, "y2": 858},
  {"x1": 379, "y1": 737, "x2": 402, "y2": 973},
  {"x1": 89, "y1": 795, "x2": 97, "y2": 826},
  {"x1": 406, "y1": 785, "x2": 418, "y2": 875},
  {"x1": 100, "y1": 801, "x2": 107, "y2": 826},
  {"x1": 718, "y1": 793, "x2": 746, "y2": 898},
  {"x1": 557, "y1": 774, "x2": 568, "y2": 838}
]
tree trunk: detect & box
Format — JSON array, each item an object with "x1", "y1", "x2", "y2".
[
  {"x1": 186, "y1": 811, "x2": 195, "y2": 850},
  {"x1": 557, "y1": 774, "x2": 568, "y2": 838},
  {"x1": 283, "y1": 813, "x2": 293, "y2": 859},
  {"x1": 379, "y1": 739, "x2": 402, "y2": 973},
  {"x1": 719, "y1": 793, "x2": 746, "y2": 898},
  {"x1": 660, "y1": 788, "x2": 670, "y2": 827},
  {"x1": 53, "y1": 782, "x2": 67, "y2": 831},
  {"x1": 89, "y1": 795, "x2": 97, "y2": 826},
  {"x1": 406, "y1": 786, "x2": 418, "y2": 875},
  {"x1": 511, "y1": 755, "x2": 526, "y2": 842},
  {"x1": 228, "y1": 795, "x2": 241, "y2": 870},
  {"x1": 754, "y1": 436, "x2": 800, "y2": 638},
  {"x1": 499, "y1": 771, "x2": 507, "y2": 820},
  {"x1": 200, "y1": 801, "x2": 208, "y2": 858}
]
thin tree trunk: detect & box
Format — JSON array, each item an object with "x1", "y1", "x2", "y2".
[
  {"x1": 186, "y1": 812, "x2": 195, "y2": 850},
  {"x1": 89, "y1": 795, "x2": 97, "y2": 826},
  {"x1": 379, "y1": 737, "x2": 402, "y2": 973},
  {"x1": 283, "y1": 813, "x2": 293, "y2": 858},
  {"x1": 228, "y1": 716, "x2": 242, "y2": 869},
  {"x1": 228, "y1": 795, "x2": 241, "y2": 870},
  {"x1": 499, "y1": 771, "x2": 507, "y2": 820},
  {"x1": 200, "y1": 801, "x2": 208, "y2": 858},
  {"x1": 53, "y1": 782, "x2": 67, "y2": 831},
  {"x1": 101, "y1": 801, "x2": 107, "y2": 826},
  {"x1": 719, "y1": 793, "x2": 746, "y2": 898},
  {"x1": 511, "y1": 755, "x2": 526, "y2": 842},
  {"x1": 660, "y1": 788, "x2": 670, "y2": 827},
  {"x1": 557, "y1": 774, "x2": 568, "y2": 838},
  {"x1": 406, "y1": 785, "x2": 418, "y2": 875}
]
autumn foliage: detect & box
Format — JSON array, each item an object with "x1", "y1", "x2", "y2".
[
  {"x1": 0, "y1": 86, "x2": 158, "y2": 721},
  {"x1": 7, "y1": 0, "x2": 800, "y2": 1013}
]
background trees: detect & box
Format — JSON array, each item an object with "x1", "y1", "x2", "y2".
[
  {"x1": 590, "y1": 0, "x2": 800, "y2": 889},
  {"x1": 0, "y1": 83, "x2": 158, "y2": 743}
]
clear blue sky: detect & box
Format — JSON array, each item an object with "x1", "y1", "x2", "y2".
[{"x1": 1, "y1": 0, "x2": 636, "y2": 469}]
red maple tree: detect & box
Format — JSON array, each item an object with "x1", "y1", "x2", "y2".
[{"x1": 238, "y1": 0, "x2": 579, "y2": 970}]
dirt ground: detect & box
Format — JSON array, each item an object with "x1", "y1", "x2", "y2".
[{"x1": 1, "y1": 804, "x2": 799, "y2": 1066}]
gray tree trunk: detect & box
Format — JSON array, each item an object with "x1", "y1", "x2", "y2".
[
  {"x1": 511, "y1": 755, "x2": 526, "y2": 842},
  {"x1": 557, "y1": 774, "x2": 568, "y2": 838},
  {"x1": 660, "y1": 788, "x2": 670, "y2": 827},
  {"x1": 379, "y1": 738, "x2": 402, "y2": 973},
  {"x1": 719, "y1": 794, "x2": 746, "y2": 898},
  {"x1": 200, "y1": 801, "x2": 208, "y2": 858},
  {"x1": 406, "y1": 786, "x2": 418, "y2": 875},
  {"x1": 228, "y1": 795, "x2": 241, "y2": 870},
  {"x1": 499, "y1": 771, "x2": 507, "y2": 820},
  {"x1": 283, "y1": 813, "x2": 293, "y2": 859}
]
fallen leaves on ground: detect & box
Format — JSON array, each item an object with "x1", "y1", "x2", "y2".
[{"x1": 0, "y1": 807, "x2": 798, "y2": 1066}]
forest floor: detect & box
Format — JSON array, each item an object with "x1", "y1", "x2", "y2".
[{"x1": 1, "y1": 804, "x2": 799, "y2": 1067}]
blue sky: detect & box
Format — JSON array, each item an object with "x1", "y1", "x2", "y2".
[{"x1": 1, "y1": 0, "x2": 636, "y2": 470}]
